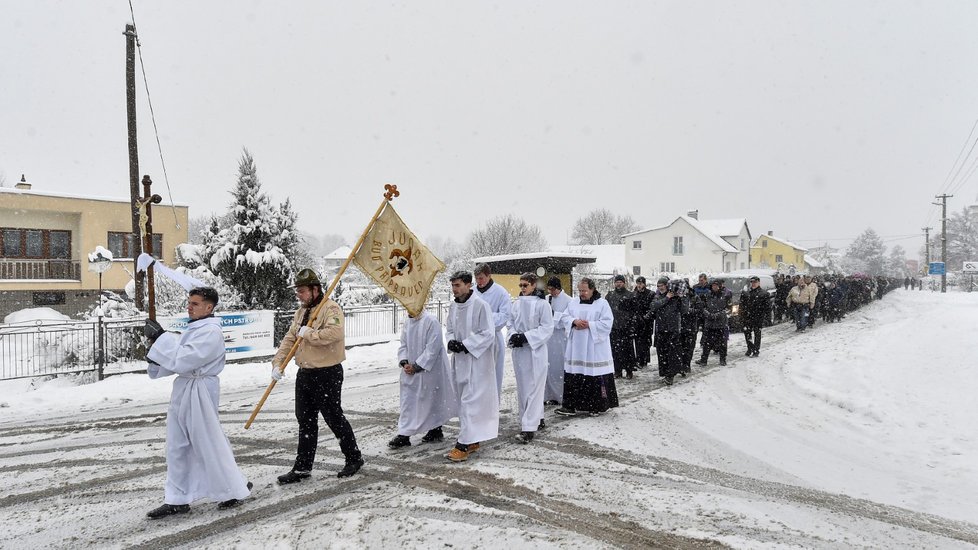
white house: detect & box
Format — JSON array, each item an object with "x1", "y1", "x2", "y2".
[{"x1": 622, "y1": 214, "x2": 752, "y2": 277}]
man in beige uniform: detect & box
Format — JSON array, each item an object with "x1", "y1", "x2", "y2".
[{"x1": 272, "y1": 269, "x2": 364, "y2": 484}]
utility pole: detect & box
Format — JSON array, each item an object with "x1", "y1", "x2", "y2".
[
  {"x1": 934, "y1": 194, "x2": 953, "y2": 293},
  {"x1": 125, "y1": 24, "x2": 145, "y2": 310},
  {"x1": 922, "y1": 227, "x2": 932, "y2": 274}
]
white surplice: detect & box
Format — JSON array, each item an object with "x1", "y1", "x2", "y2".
[
  {"x1": 509, "y1": 294, "x2": 554, "y2": 431},
  {"x1": 446, "y1": 293, "x2": 499, "y2": 445},
  {"x1": 474, "y1": 280, "x2": 511, "y2": 398},
  {"x1": 396, "y1": 311, "x2": 459, "y2": 436},
  {"x1": 147, "y1": 316, "x2": 250, "y2": 506},
  {"x1": 545, "y1": 290, "x2": 572, "y2": 402},
  {"x1": 558, "y1": 297, "x2": 615, "y2": 376}
]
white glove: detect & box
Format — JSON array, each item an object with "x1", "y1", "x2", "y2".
[
  {"x1": 298, "y1": 326, "x2": 311, "y2": 339},
  {"x1": 271, "y1": 366, "x2": 284, "y2": 381}
]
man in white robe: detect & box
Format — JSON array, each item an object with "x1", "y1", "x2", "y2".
[
  {"x1": 555, "y1": 278, "x2": 620, "y2": 416},
  {"x1": 508, "y1": 273, "x2": 554, "y2": 443},
  {"x1": 142, "y1": 287, "x2": 251, "y2": 519},
  {"x1": 474, "y1": 263, "x2": 511, "y2": 400},
  {"x1": 544, "y1": 277, "x2": 571, "y2": 405},
  {"x1": 388, "y1": 310, "x2": 459, "y2": 448},
  {"x1": 445, "y1": 271, "x2": 499, "y2": 462}
]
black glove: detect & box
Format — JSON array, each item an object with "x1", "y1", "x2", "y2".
[
  {"x1": 143, "y1": 319, "x2": 165, "y2": 342},
  {"x1": 447, "y1": 339, "x2": 469, "y2": 354},
  {"x1": 508, "y1": 333, "x2": 528, "y2": 348}
]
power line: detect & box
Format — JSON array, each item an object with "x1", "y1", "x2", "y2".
[
  {"x1": 127, "y1": 0, "x2": 181, "y2": 230},
  {"x1": 938, "y1": 118, "x2": 978, "y2": 195}
]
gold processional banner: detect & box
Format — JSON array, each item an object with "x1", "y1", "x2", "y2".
[{"x1": 352, "y1": 203, "x2": 446, "y2": 316}]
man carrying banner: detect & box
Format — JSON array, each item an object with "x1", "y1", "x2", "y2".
[
  {"x1": 389, "y1": 308, "x2": 459, "y2": 448},
  {"x1": 272, "y1": 269, "x2": 364, "y2": 484},
  {"x1": 142, "y1": 287, "x2": 252, "y2": 519},
  {"x1": 445, "y1": 271, "x2": 499, "y2": 462},
  {"x1": 474, "y1": 263, "x2": 511, "y2": 400}
]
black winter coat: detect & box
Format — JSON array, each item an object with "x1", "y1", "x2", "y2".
[
  {"x1": 738, "y1": 286, "x2": 771, "y2": 328},
  {"x1": 650, "y1": 294, "x2": 689, "y2": 333},
  {"x1": 700, "y1": 290, "x2": 730, "y2": 330}
]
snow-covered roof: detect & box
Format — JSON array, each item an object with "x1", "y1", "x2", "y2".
[
  {"x1": 547, "y1": 244, "x2": 624, "y2": 274},
  {"x1": 622, "y1": 216, "x2": 743, "y2": 254},
  {"x1": 472, "y1": 251, "x2": 597, "y2": 263},
  {"x1": 695, "y1": 218, "x2": 747, "y2": 238},
  {"x1": 325, "y1": 245, "x2": 353, "y2": 260},
  {"x1": 0, "y1": 185, "x2": 189, "y2": 207},
  {"x1": 804, "y1": 254, "x2": 825, "y2": 268},
  {"x1": 752, "y1": 233, "x2": 808, "y2": 252}
]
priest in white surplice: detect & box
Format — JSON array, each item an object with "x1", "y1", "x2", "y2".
[
  {"x1": 142, "y1": 287, "x2": 251, "y2": 519},
  {"x1": 544, "y1": 277, "x2": 571, "y2": 405},
  {"x1": 388, "y1": 310, "x2": 459, "y2": 449},
  {"x1": 474, "y1": 263, "x2": 511, "y2": 400},
  {"x1": 508, "y1": 272, "x2": 554, "y2": 444},
  {"x1": 555, "y1": 278, "x2": 620, "y2": 417},
  {"x1": 445, "y1": 271, "x2": 499, "y2": 462}
]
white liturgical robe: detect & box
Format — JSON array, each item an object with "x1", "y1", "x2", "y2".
[
  {"x1": 474, "y1": 280, "x2": 511, "y2": 398},
  {"x1": 446, "y1": 293, "x2": 499, "y2": 445},
  {"x1": 147, "y1": 316, "x2": 250, "y2": 506},
  {"x1": 545, "y1": 290, "x2": 572, "y2": 402},
  {"x1": 397, "y1": 311, "x2": 459, "y2": 436},
  {"x1": 558, "y1": 297, "x2": 615, "y2": 377},
  {"x1": 509, "y1": 294, "x2": 554, "y2": 431}
]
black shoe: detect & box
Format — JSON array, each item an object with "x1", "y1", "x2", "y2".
[
  {"x1": 514, "y1": 431, "x2": 534, "y2": 444},
  {"x1": 277, "y1": 470, "x2": 311, "y2": 485},
  {"x1": 625, "y1": 371, "x2": 634, "y2": 379},
  {"x1": 421, "y1": 427, "x2": 444, "y2": 443},
  {"x1": 388, "y1": 435, "x2": 412, "y2": 449},
  {"x1": 543, "y1": 400, "x2": 560, "y2": 406},
  {"x1": 664, "y1": 376, "x2": 674, "y2": 385},
  {"x1": 679, "y1": 371, "x2": 687, "y2": 377},
  {"x1": 538, "y1": 419, "x2": 546, "y2": 431},
  {"x1": 217, "y1": 482, "x2": 252, "y2": 511},
  {"x1": 719, "y1": 359, "x2": 727, "y2": 366},
  {"x1": 694, "y1": 359, "x2": 707, "y2": 366},
  {"x1": 337, "y1": 458, "x2": 364, "y2": 478},
  {"x1": 554, "y1": 407, "x2": 577, "y2": 416},
  {"x1": 146, "y1": 503, "x2": 190, "y2": 519},
  {"x1": 745, "y1": 350, "x2": 754, "y2": 357},
  {"x1": 752, "y1": 351, "x2": 760, "y2": 357}
]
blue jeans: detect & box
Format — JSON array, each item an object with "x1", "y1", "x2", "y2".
[{"x1": 792, "y1": 304, "x2": 809, "y2": 330}]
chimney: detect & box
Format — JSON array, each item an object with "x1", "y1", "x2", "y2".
[
  {"x1": 15, "y1": 174, "x2": 31, "y2": 190},
  {"x1": 687, "y1": 209, "x2": 698, "y2": 220},
  {"x1": 767, "y1": 230, "x2": 773, "y2": 236}
]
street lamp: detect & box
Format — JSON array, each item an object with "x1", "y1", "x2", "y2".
[{"x1": 87, "y1": 247, "x2": 113, "y2": 379}]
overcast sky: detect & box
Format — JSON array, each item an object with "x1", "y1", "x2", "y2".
[{"x1": 3, "y1": 1, "x2": 978, "y2": 256}]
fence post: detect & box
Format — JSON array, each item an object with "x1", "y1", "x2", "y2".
[
  {"x1": 392, "y1": 302, "x2": 398, "y2": 333},
  {"x1": 437, "y1": 300, "x2": 443, "y2": 323},
  {"x1": 97, "y1": 316, "x2": 105, "y2": 381}
]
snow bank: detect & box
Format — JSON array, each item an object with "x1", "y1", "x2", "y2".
[{"x1": 3, "y1": 307, "x2": 71, "y2": 324}]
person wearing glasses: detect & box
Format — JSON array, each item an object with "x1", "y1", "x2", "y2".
[{"x1": 507, "y1": 273, "x2": 554, "y2": 443}]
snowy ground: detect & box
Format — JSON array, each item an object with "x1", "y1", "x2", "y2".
[{"x1": 1, "y1": 290, "x2": 977, "y2": 549}]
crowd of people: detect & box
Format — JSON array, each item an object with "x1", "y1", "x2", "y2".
[{"x1": 137, "y1": 263, "x2": 902, "y2": 519}]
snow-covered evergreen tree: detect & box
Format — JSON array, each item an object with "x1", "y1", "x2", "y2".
[
  {"x1": 846, "y1": 228, "x2": 886, "y2": 275},
  {"x1": 885, "y1": 245, "x2": 908, "y2": 277},
  {"x1": 206, "y1": 149, "x2": 296, "y2": 310},
  {"x1": 946, "y1": 207, "x2": 978, "y2": 270}
]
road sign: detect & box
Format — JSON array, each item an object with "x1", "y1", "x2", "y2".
[
  {"x1": 929, "y1": 262, "x2": 946, "y2": 276},
  {"x1": 964, "y1": 261, "x2": 978, "y2": 274}
]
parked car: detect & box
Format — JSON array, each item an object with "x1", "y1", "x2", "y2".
[{"x1": 686, "y1": 272, "x2": 776, "y2": 331}]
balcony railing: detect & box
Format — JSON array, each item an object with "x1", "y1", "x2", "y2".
[{"x1": 0, "y1": 259, "x2": 81, "y2": 280}]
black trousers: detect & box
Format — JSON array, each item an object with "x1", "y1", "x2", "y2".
[
  {"x1": 634, "y1": 324, "x2": 653, "y2": 366},
  {"x1": 655, "y1": 331, "x2": 683, "y2": 377},
  {"x1": 700, "y1": 329, "x2": 727, "y2": 361},
  {"x1": 680, "y1": 330, "x2": 697, "y2": 371},
  {"x1": 610, "y1": 329, "x2": 636, "y2": 376},
  {"x1": 293, "y1": 366, "x2": 361, "y2": 472},
  {"x1": 743, "y1": 325, "x2": 762, "y2": 354}
]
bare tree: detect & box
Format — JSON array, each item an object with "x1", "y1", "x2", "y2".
[
  {"x1": 570, "y1": 208, "x2": 639, "y2": 244},
  {"x1": 468, "y1": 214, "x2": 548, "y2": 257},
  {"x1": 0, "y1": 171, "x2": 7, "y2": 187}
]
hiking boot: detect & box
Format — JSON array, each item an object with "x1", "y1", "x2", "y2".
[
  {"x1": 421, "y1": 427, "x2": 444, "y2": 443},
  {"x1": 217, "y1": 481, "x2": 253, "y2": 510},
  {"x1": 514, "y1": 431, "x2": 534, "y2": 444},
  {"x1": 277, "y1": 470, "x2": 311, "y2": 485},
  {"x1": 388, "y1": 435, "x2": 412, "y2": 449},
  {"x1": 446, "y1": 446, "x2": 470, "y2": 462},
  {"x1": 337, "y1": 458, "x2": 364, "y2": 478},
  {"x1": 467, "y1": 442, "x2": 480, "y2": 453},
  {"x1": 554, "y1": 407, "x2": 577, "y2": 416},
  {"x1": 146, "y1": 503, "x2": 190, "y2": 519},
  {"x1": 537, "y1": 419, "x2": 546, "y2": 431}
]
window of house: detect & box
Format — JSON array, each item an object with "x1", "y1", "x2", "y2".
[
  {"x1": 659, "y1": 262, "x2": 675, "y2": 272},
  {"x1": 740, "y1": 262, "x2": 745, "y2": 269},
  {"x1": 672, "y1": 236, "x2": 683, "y2": 255},
  {"x1": 0, "y1": 228, "x2": 73, "y2": 259},
  {"x1": 740, "y1": 238, "x2": 745, "y2": 251},
  {"x1": 632, "y1": 240, "x2": 642, "y2": 250},
  {"x1": 632, "y1": 266, "x2": 641, "y2": 275},
  {"x1": 762, "y1": 240, "x2": 768, "y2": 248},
  {"x1": 726, "y1": 261, "x2": 731, "y2": 271},
  {"x1": 775, "y1": 254, "x2": 783, "y2": 263},
  {"x1": 108, "y1": 232, "x2": 163, "y2": 259}
]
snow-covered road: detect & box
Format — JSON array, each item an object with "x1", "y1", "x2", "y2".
[{"x1": 1, "y1": 290, "x2": 976, "y2": 548}]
